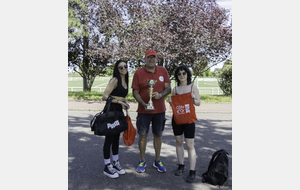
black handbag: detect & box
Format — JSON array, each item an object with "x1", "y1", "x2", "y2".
[{"x1": 90, "y1": 97, "x2": 128, "y2": 136}]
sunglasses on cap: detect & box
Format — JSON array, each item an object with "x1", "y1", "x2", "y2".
[
  {"x1": 118, "y1": 65, "x2": 128, "y2": 69},
  {"x1": 177, "y1": 72, "x2": 187, "y2": 76}
]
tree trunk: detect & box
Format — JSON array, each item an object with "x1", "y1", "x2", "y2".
[
  {"x1": 82, "y1": 36, "x2": 90, "y2": 91},
  {"x1": 83, "y1": 78, "x2": 88, "y2": 91}
]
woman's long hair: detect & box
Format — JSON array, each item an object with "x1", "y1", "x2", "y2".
[
  {"x1": 113, "y1": 60, "x2": 129, "y2": 91},
  {"x1": 174, "y1": 65, "x2": 192, "y2": 86}
]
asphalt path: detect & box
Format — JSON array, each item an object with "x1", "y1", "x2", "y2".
[{"x1": 68, "y1": 110, "x2": 232, "y2": 190}]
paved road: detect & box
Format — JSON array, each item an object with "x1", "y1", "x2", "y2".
[{"x1": 68, "y1": 109, "x2": 232, "y2": 190}]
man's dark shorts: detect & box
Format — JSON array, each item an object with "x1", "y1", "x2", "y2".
[{"x1": 136, "y1": 112, "x2": 166, "y2": 137}]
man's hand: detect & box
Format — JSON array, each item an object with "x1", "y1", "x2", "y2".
[
  {"x1": 142, "y1": 102, "x2": 151, "y2": 111},
  {"x1": 152, "y1": 92, "x2": 161, "y2": 99}
]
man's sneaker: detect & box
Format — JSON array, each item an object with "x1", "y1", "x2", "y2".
[
  {"x1": 174, "y1": 164, "x2": 185, "y2": 176},
  {"x1": 186, "y1": 170, "x2": 196, "y2": 183},
  {"x1": 112, "y1": 160, "x2": 125, "y2": 175},
  {"x1": 136, "y1": 160, "x2": 146, "y2": 173},
  {"x1": 103, "y1": 164, "x2": 119, "y2": 178},
  {"x1": 153, "y1": 160, "x2": 166, "y2": 173}
]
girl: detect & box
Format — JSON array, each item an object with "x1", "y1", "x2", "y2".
[{"x1": 168, "y1": 65, "x2": 201, "y2": 183}]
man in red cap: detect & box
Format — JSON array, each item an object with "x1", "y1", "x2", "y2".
[{"x1": 132, "y1": 49, "x2": 171, "y2": 173}]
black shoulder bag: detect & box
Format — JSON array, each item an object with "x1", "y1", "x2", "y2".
[{"x1": 90, "y1": 96, "x2": 128, "y2": 136}]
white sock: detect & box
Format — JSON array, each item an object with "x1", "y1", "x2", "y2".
[
  {"x1": 112, "y1": 154, "x2": 119, "y2": 162},
  {"x1": 104, "y1": 159, "x2": 110, "y2": 165}
]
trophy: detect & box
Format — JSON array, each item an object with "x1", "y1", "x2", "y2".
[{"x1": 146, "y1": 79, "x2": 157, "y2": 110}]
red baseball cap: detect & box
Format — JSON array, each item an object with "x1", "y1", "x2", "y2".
[{"x1": 145, "y1": 49, "x2": 157, "y2": 57}]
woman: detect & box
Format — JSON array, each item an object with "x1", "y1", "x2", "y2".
[
  {"x1": 167, "y1": 65, "x2": 201, "y2": 183},
  {"x1": 101, "y1": 60, "x2": 130, "y2": 179}
]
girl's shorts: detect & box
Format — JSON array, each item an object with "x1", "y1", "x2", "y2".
[{"x1": 172, "y1": 116, "x2": 195, "y2": 138}]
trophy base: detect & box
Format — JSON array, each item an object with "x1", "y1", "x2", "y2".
[{"x1": 147, "y1": 106, "x2": 154, "y2": 110}]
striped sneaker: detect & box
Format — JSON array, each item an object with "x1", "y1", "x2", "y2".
[
  {"x1": 153, "y1": 160, "x2": 166, "y2": 173},
  {"x1": 136, "y1": 160, "x2": 146, "y2": 173},
  {"x1": 103, "y1": 164, "x2": 119, "y2": 178},
  {"x1": 112, "y1": 160, "x2": 125, "y2": 175}
]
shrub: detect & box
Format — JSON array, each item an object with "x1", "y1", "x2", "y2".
[{"x1": 218, "y1": 66, "x2": 232, "y2": 96}]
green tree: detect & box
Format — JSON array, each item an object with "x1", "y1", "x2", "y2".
[
  {"x1": 213, "y1": 68, "x2": 222, "y2": 74},
  {"x1": 105, "y1": 66, "x2": 114, "y2": 77},
  {"x1": 157, "y1": 0, "x2": 232, "y2": 82},
  {"x1": 68, "y1": 0, "x2": 232, "y2": 90},
  {"x1": 68, "y1": 0, "x2": 160, "y2": 91},
  {"x1": 218, "y1": 65, "x2": 232, "y2": 96},
  {"x1": 223, "y1": 60, "x2": 232, "y2": 68},
  {"x1": 199, "y1": 68, "x2": 213, "y2": 77},
  {"x1": 68, "y1": 0, "x2": 125, "y2": 91}
]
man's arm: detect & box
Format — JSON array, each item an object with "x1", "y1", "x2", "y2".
[
  {"x1": 153, "y1": 82, "x2": 171, "y2": 99},
  {"x1": 133, "y1": 89, "x2": 148, "y2": 109}
]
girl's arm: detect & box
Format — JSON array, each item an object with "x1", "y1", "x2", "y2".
[{"x1": 191, "y1": 85, "x2": 201, "y2": 106}]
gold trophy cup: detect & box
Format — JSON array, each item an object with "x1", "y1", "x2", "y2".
[{"x1": 146, "y1": 79, "x2": 157, "y2": 110}]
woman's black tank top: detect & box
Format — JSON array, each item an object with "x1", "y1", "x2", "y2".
[{"x1": 110, "y1": 83, "x2": 128, "y2": 98}]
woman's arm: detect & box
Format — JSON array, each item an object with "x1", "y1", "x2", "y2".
[
  {"x1": 191, "y1": 85, "x2": 201, "y2": 106},
  {"x1": 102, "y1": 78, "x2": 119, "y2": 104}
]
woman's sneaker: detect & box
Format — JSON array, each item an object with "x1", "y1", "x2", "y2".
[
  {"x1": 112, "y1": 160, "x2": 125, "y2": 175},
  {"x1": 153, "y1": 160, "x2": 166, "y2": 173},
  {"x1": 186, "y1": 170, "x2": 196, "y2": 183},
  {"x1": 136, "y1": 160, "x2": 146, "y2": 173},
  {"x1": 174, "y1": 164, "x2": 185, "y2": 176},
  {"x1": 103, "y1": 164, "x2": 119, "y2": 178}
]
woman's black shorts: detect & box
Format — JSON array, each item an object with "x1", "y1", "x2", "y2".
[{"x1": 171, "y1": 116, "x2": 195, "y2": 138}]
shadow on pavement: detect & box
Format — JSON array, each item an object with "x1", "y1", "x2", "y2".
[{"x1": 68, "y1": 111, "x2": 232, "y2": 190}]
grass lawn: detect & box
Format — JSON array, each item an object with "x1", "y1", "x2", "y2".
[
  {"x1": 68, "y1": 76, "x2": 231, "y2": 102},
  {"x1": 68, "y1": 91, "x2": 231, "y2": 103}
]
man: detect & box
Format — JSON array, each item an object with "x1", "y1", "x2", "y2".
[{"x1": 132, "y1": 49, "x2": 171, "y2": 173}]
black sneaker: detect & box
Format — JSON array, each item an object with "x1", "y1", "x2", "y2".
[
  {"x1": 112, "y1": 160, "x2": 125, "y2": 175},
  {"x1": 174, "y1": 164, "x2": 185, "y2": 176},
  {"x1": 103, "y1": 164, "x2": 119, "y2": 178},
  {"x1": 186, "y1": 170, "x2": 196, "y2": 183}
]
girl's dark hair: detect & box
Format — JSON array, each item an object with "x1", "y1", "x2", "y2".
[
  {"x1": 174, "y1": 65, "x2": 192, "y2": 86},
  {"x1": 113, "y1": 60, "x2": 129, "y2": 92}
]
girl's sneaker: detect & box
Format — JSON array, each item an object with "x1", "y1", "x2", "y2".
[
  {"x1": 175, "y1": 164, "x2": 185, "y2": 176},
  {"x1": 103, "y1": 164, "x2": 119, "y2": 178},
  {"x1": 112, "y1": 160, "x2": 125, "y2": 175},
  {"x1": 186, "y1": 170, "x2": 196, "y2": 183}
]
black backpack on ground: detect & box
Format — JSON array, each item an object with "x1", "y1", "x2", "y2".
[{"x1": 202, "y1": 149, "x2": 229, "y2": 186}]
